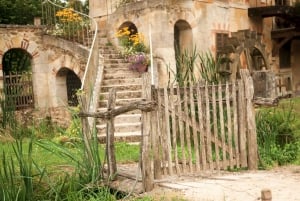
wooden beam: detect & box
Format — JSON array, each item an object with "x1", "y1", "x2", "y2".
[
  {"x1": 272, "y1": 35, "x2": 293, "y2": 56},
  {"x1": 79, "y1": 100, "x2": 156, "y2": 119}
]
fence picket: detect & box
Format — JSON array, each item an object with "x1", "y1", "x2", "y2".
[
  {"x1": 190, "y1": 85, "x2": 200, "y2": 171},
  {"x1": 157, "y1": 88, "x2": 167, "y2": 175},
  {"x1": 232, "y1": 82, "x2": 240, "y2": 168},
  {"x1": 183, "y1": 86, "x2": 193, "y2": 172},
  {"x1": 153, "y1": 90, "x2": 162, "y2": 179},
  {"x1": 163, "y1": 87, "x2": 173, "y2": 175},
  {"x1": 177, "y1": 86, "x2": 187, "y2": 173},
  {"x1": 205, "y1": 84, "x2": 213, "y2": 170},
  {"x1": 212, "y1": 84, "x2": 220, "y2": 171},
  {"x1": 170, "y1": 85, "x2": 181, "y2": 174},
  {"x1": 196, "y1": 84, "x2": 207, "y2": 170},
  {"x1": 218, "y1": 83, "x2": 226, "y2": 169},
  {"x1": 238, "y1": 80, "x2": 248, "y2": 167},
  {"x1": 225, "y1": 82, "x2": 234, "y2": 169}
]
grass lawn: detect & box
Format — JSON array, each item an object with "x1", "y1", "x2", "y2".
[{"x1": 0, "y1": 139, "x2": 140, "y2": 172}]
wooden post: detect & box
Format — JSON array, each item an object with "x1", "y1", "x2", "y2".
[
  {"x1": 240, "y1": 69, "x2": 258, "y2": 170},
  {"x1": 141, "y1": 73, "x2": 154, "y2": 191},
  {"x1": 106, "y1": 88, "x2": 117, "y2": 179},
  {"x1": 238, "y1": 80, "x2": 247, "y2": 168},
  {"x1": 261, "y1": 189, "x2": 272, "y2": 201},
  {"x1": 78, "y1": 94, "x2": 93, "y2": 165}
]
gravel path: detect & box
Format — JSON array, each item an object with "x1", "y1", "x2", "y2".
[{"x1": 151, "y1": 165, "x2": 300, "y2": 201}]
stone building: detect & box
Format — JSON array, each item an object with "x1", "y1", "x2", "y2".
[
  {"x1": 89, "y1": 0, "x2": 300, "y2": 95},
  {"x1": 0, "y1": 25, "x2": 87, "y2": 126}
]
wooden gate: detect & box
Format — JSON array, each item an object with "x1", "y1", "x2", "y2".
[
  {"x1": 3, "y1": 72, "x2": 34, "y2": 110},
  {"x1": 143, "y1": 70, "x2": 258, "y2": 184}
]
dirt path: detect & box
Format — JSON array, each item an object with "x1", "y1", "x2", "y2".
[{"x1": 143, "y1": 165, "x2": 300, "y2": 201}]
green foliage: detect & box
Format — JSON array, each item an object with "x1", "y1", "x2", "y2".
[
  {"x1": 0, "y1": 105, "x2": 142, "y2": 200},
  {"x1": 172, "y1": 46, "x2": 222, "y2": 86},
  {"x1": 256, "y1": 100, "x2": 300, "y2": 168},
  {"x1": 174, "y1": 47, "x2": 198, "y2": 86},
  {"x1": 0, "y1": 138, "x2": 45, "y2": 201},
  {"x1": 3, "y1": 49, "x2": 32, "y2": 74},
  {"x1": 0, "y1": 0, "x2": 42, "y2": 25},
  {"x1": 198, "y1": 51, "x2": 221, "y2": 84}
]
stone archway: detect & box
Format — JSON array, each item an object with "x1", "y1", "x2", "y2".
[
  {"x1": 2, "y1": 48, "x2": 34, "y2": 110},
  {"x1": 118, "y1": 21, "x2": 138, "y2": 36},
  {"x1": 56, "y1": 67, "x2": 81, "y2": 107},
  {"x1": 217, "y1": 30, "x2": 270, "y2": 81}
]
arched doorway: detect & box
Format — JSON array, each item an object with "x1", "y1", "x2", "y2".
[
  {"x1": 174, "y1": 20, "x2": 193, "y2": 53},
  {"x1": 56, "y1": 68, "x2": 81, "y2": 107},
  {"x1": 174, "y1": 20, "x2": 193, "y2": 82},
  {"x1": 2, "y1": 48, "x2": 34, "y2": 110}
]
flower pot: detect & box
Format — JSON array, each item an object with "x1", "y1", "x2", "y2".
[{"x1": 135, "y1": 63, "x2": 148, "y2": 73}]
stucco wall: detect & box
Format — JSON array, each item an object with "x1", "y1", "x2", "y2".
[{"x1": 91, "y1": 0, "x2": 252, "y2": 86}]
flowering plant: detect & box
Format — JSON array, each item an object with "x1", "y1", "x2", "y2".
[
  {"x1": 115, "y1": 27, "x2": 149, "y2": 72},
  {"x1": 115, "y1": 27, "x2": 148, "y2": 55},
  {"x1": 127, "y1": 53, "x2": 149, "y2": 72},
  {"x1": 56, "y1": 8, "x2": 82, "y2": 23}
]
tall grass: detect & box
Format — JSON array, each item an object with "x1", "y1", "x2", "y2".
[
  {"x1": 171, "y1": 46, "x2": 222, "y2": 86},
  {"x1": 0, "y1": 138, "x2": 46, "y2": 201}
]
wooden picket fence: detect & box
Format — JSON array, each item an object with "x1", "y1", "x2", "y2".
[
  {"x1": 141, "y1": 70, "x2": 258, "y2": 190},
  {"x1": 79, "y1": 70, "x2": 258, "y2": 192}
]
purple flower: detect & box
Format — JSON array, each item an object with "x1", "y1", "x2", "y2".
[{"x1": 127, "y1": 53, "x2": 149, "y2": 72}]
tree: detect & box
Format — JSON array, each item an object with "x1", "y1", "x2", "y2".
[
  {"x1": 0, "y1": 0, "x2": 89, "y2": 25},
  {"x1": 0, "y1": 0, "x2": 43, "y2": 25}
]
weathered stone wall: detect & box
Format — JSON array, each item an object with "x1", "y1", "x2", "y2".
[
  {"x1": 90, "y1": 0, "x2": 253, "y2": 87},
  {"x1": 291, "y1": 40, "x2": 300, "y2": 94},
  {"x1": 0, "y1": 25, "x2": 86, "y2": 126}
]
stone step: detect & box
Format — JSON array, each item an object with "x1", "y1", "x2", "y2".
[
  {"x1": 104, "y1": 63, "x2": 130, "y2": 69},
  {"x1": 101, "y1": 84, "x2": 142, "y2": 92},
  {"x1": 102, "y1": 77, "x2": 142, "y2": 86},
  {"x1": 97, "y1": 131, "x2": 141, "y2": 143},
  {"x1": 97, "y1": 122, "x2": 141, "y2": 133},
  {"x1": 103, "y1": 67, "x2": 134, "y2": 74},
  {"x1": 103, "y1": 72, "x2": 141, "y2": 80},
  {"x1": 102, "y1": 53, "x2": 123, "y2": 60},
  {"x1": 104, "y1": 58, "x2": 127, "y2": 64},
  {"x1": 98, "y1": 37, "x2": 109, "y2": 45},
  {"x1": 99, "y1": 48, "x2": 120, "y2": 55},
  {"x1": 100, "y1": 90, "x2": 142, "y2": 100}
]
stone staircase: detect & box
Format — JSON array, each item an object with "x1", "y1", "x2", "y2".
[{"x1": 96, "y1": 35, "x2": 143, "y2": 143}]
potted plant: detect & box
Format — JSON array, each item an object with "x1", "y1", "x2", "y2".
[
  {"x1": 127, "y1": 52, "x2": 149, "y2": 72},
  {"x1": 115, "y1": 27, "x2": 149, "y2": 72}
]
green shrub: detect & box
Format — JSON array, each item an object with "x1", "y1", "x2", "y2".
[{"x1": 256, "y1": 101, "x2": 300, "y2": 168}]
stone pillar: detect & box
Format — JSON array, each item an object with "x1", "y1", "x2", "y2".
[{"x1": 34, "y1": 17, "x2": 41, "y2": 26}]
